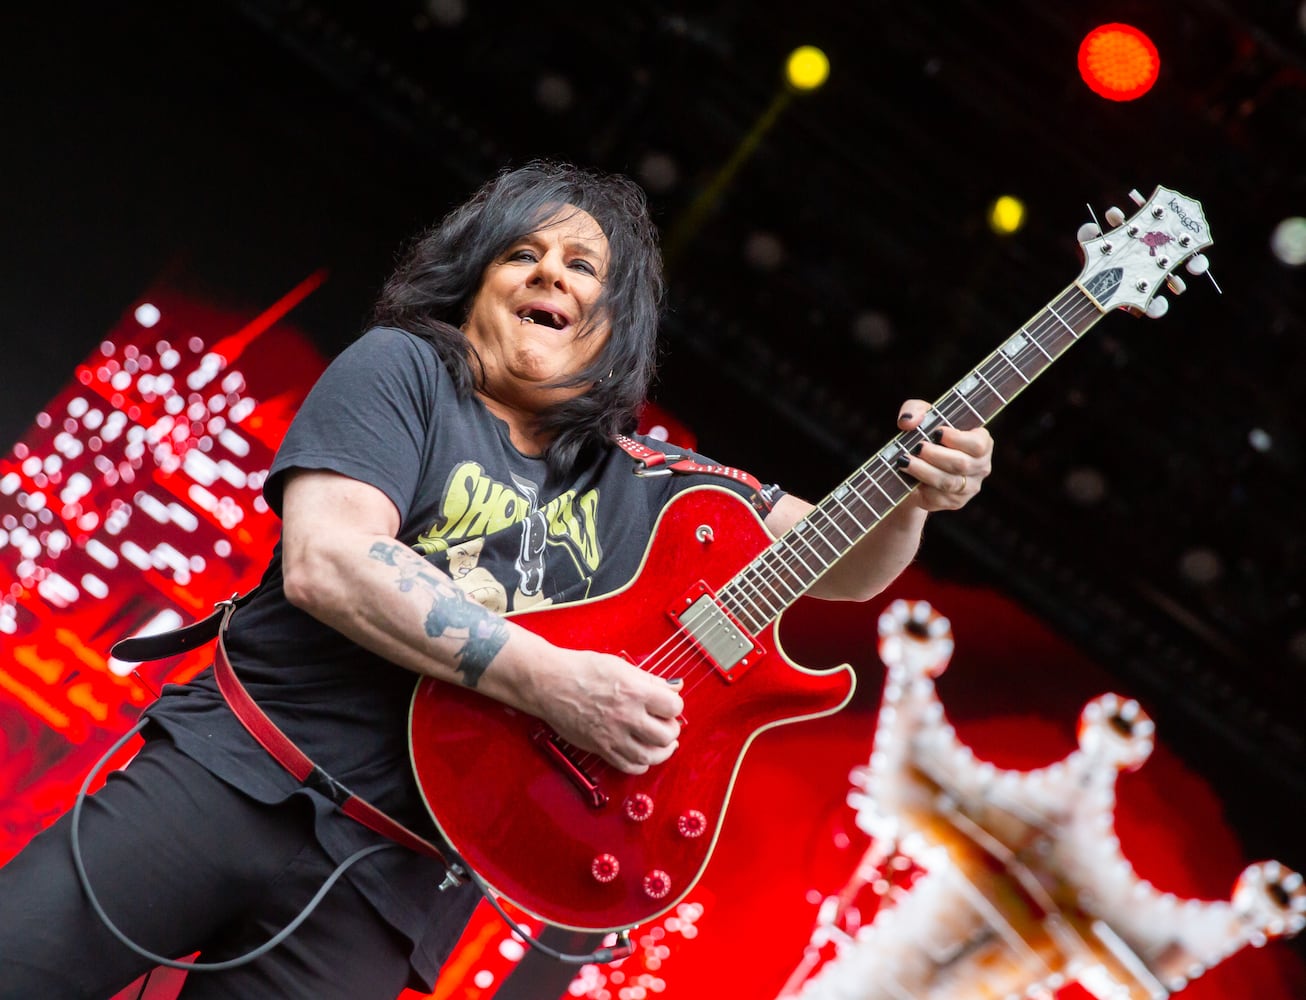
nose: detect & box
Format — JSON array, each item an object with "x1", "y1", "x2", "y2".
[{"x1": 528, "y1": 249, "x2": 568, "y2": 289}]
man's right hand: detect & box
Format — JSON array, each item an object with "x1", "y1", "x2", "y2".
[{"x1": 518, "y1": 639, "x2": 683, "y2": 775}]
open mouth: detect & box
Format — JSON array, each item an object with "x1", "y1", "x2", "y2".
[{"x1": 517, "y1": 307, "x2": 569, "y2": 330}]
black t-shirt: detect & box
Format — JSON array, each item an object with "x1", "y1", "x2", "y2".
[{"x1": 144, "y1": 325, "x2": 775, "y2": 985}]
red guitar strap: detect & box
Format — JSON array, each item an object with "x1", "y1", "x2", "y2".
[
  {"x1": 112, "y1": 598, "x2": 455, "y2": 869},
  {"x1": 612, "y1": 434, "x2": 780, "y2": 514}
]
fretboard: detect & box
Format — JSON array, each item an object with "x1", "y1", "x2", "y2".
[{"x1": 719, "y1": 280, "x2": 1108, "y2": 633}]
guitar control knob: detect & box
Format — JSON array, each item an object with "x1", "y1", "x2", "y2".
[
  {"x1": 643, "y1": 869, "x2": 672, "y2": 899},
  {"x1": 677, "y1": 809, "x2": 707, "y2": 838},
  {"x1": 591, "y1": 854, "x2": 620, "y2": 883},
  {"x1": 624, "y1": 793, "x2": 654, "y2": 822}
]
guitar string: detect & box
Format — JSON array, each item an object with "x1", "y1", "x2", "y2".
[{"x1": 567, "y1": 288, "x2": 1103, "y2": 776}]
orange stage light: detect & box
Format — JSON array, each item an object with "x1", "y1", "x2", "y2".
[{"x1": 1078, "y1": 23, "x2": 1160, "y2": 101}]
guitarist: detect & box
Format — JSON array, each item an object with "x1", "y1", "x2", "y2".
[{"x1": 0, "y1": 160, "x2": 992, "y2": 999}]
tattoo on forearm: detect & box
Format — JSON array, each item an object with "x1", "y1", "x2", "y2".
[
  {"x1": 457, "y1": 618, "x2": 509, "y2": 688},
  {"x1": 424, "y1": 591, "x2": 508, "y2": 687},
  {"x1": 371, "y1": 540, "x2": 508, "y2": 688},
  {"x1": 368, "y1": 541, "x2": 402, "y2": 567}
]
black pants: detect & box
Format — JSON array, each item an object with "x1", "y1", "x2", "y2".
[{"x1": 0, "y1": 737, "x2": 418, "y2": 1000}]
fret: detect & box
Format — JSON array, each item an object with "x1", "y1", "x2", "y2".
[
  {"x1": 1045, "y1": 302, "x2": 1077, "y2": 338},
  {"x1": 925, "y1": 404, "x2": 952, "y2": 428},
  {"x1": 730, "y1": 579, "x2": 772, "y2": 627},
  {"x1": 789, "y1": 520, "x2": 838, "y2": 569},
  {"x1": 995, "y1": 347, "x2": 1032, "y2": 384},
  {"x1": 814, "y1": 504, "x2": 856, "y2": 547},
  {"x1": 828, "y1": 486, "x2": 869, "y2": 533},
  {"x1": 974, "y1": 369, "x2": 1006, "y2": 403},
  {"x1": 1026, "y1": 327, "x2": 1055, "y2": 362},
  {"x1": 750, "y1": 571, "x2": 788, "y2": 609},
  {"x1": 861, "y1": 464, "x2": 897, "y2": 507},
  {"x1": 952, "y1": 376, "x2": 985, "y2": 424}
]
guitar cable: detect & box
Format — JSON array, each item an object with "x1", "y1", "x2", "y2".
[
  {"x1": 72, "y1": 719, "x2": 633, "y2": 974},
  {"x1": 71, "y1": 717, "x2": 393, "y2": 973},
  {"x1": 455, "y1": 862, "x2": 636, "y2": 965}
]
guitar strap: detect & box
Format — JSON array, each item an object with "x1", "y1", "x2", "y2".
[
  {"x1": 611, "y1": 434, "x2": 781, "y2": 515},
  {"x1": 110, "y1": 597, "x2": 455, "y2": 868},
  {"x1": 107, "y1": 435, "x2": 766, "y2": 867}
]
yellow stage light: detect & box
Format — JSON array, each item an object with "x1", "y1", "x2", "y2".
[
  {"x1": 786, "y1": 46, "x2": 830, "y2": 92},
  {"x1": 988, "y1": 195, "x2": 1026, "y2": 235}
]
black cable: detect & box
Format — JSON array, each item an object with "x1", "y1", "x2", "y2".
[
  {"x1": 77, "y1": 719, "x2": 632, "y2": 971},
  {"x1": 71, "y1": 718, "x2": 394, "y2": 972},
  {"x1": 459, "y1": 864, "x2": 633, "y2": 965}
]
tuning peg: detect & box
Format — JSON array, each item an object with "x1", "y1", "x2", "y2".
[
  {"x1": 1185, "y1": 253, "x2": 1210, "y2": 275},
  {"x1": 1077, "y1": 222, "x2": 1102, "y2": 242},
  {"x1": 1128, "y1": 189, "x2": 1146, "y2": 206},
  {"x1": 1104, "y1": 206, "x2": 1127, "y2": 227},
  {"x1": 1166, "y1": 274, "x2": 1187, "y2": 295},
  {"x1": 1145, "y1": 295, "x2": 1169, "y2": 319}
]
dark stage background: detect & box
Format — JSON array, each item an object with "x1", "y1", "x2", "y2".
[{"x1": 3, "y1": 2, "x2": 1304, "y2": 997}]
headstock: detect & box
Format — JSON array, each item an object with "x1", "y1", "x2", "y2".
[{"x1": 1075, "y1": 185, "x2": 1215, "y2": 319}]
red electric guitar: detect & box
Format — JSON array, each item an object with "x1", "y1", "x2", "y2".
[{"x1": 409, "y1": 186, "x2": 1214, "y2": 932}]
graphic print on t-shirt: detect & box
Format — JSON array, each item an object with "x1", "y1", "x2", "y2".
[
  {"x1": 413, "y1": 460, "x2": 603, "y2": 611},
  {"x1": 510, "y1": 473, "x2": 550, "y2": 611}
]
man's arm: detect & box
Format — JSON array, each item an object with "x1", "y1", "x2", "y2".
[
  {"x1": 763, "y1": 399, "x2": 994, "y2": 602},
  {"x1": 278, "y1": 468, "x2": 682, "y2": 774}
]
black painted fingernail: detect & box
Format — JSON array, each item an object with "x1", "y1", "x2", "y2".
[
  {"x1": 911, "y1": 442, "x2": 924, "y2": 456},
  {"x1": 899, "y1": 411, "x2": 913, "y2": 423},
  {"x1": 895, "y1": 455, "x2": 910, "y2": 469},
  {"x1": 931, "y1": 429, "x2": 944, "y2": 444},
  {"x1": 667, "y1": 677, "x2": 683, "y2": 685}
]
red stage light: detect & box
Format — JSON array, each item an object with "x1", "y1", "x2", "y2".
[{"x1": 1078, "y1": 23, "x2": 1160, "y2": 101}]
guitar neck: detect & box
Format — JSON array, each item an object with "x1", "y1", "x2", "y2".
[{"x1": 719, "y1": 279, "x2": 1111, "y2": 633}]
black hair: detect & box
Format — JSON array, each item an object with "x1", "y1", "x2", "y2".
[{"x1": 370, "y1": 159, "x2": 664, "y2": 476}]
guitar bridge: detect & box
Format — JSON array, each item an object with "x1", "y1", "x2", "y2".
[{"x1": 531, "y1": 725, "x2": 608, "y2": 809}]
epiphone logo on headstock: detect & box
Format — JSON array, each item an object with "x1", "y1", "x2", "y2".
[{"x1": 1167, "y1": 197, "x2": 1203, "y2": 235}]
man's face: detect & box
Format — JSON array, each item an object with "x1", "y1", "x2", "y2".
[{"x1": 461, "y1": 205, "x2": 612, "y2": 411}]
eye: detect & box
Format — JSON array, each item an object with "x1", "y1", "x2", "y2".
[
  {"x1": 569, "y1": 259, "x2": 598, "y2": 276},
  {"x1": 507, "y1": 248, "x2": 538, "y2": 262}
]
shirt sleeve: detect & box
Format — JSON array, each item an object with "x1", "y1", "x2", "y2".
[{"x1": 263, "y1": 327, "x2": 440, "y2": 522}]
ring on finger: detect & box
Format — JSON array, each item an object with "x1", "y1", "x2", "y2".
[{"x1": 958, "y1": 474, "x2": 968, "y2": 494}]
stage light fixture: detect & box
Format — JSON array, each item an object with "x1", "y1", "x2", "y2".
[
  {"x1": 1078, "y1": 23, "x2": 1160, "y2": 101},
  {"x1": 1178, "y1": 546, "x2": 1223, "y2": 585},
  {"x1": 743, "y1": 230, "x2": 785, "y2": 271},
  {"x1": 134, "y1": 303, "x2": 160, "y2": 327},
  {"x1": 637, "y1": 151, "x2": 679, "y2": 193},
  {"x1": 987, "y1": 195, "x2": 1025, "y2": 235},
  {"x1": 1270, "y1": 216, "x2": 1306, "y2": 266},
  {"x1": 852, "y1": 310, "x2": 894, "y2": 351},
  {"x1": 535, "y1": 73, "x2": 573, "y2": 112},
  {"x1": 785, "y1": 46, "x2": 829, "y2": 92}
]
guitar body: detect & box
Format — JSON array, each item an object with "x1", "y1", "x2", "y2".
[{"x1": 409, "y1": 486, "x2": 856, "y2": 931}]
